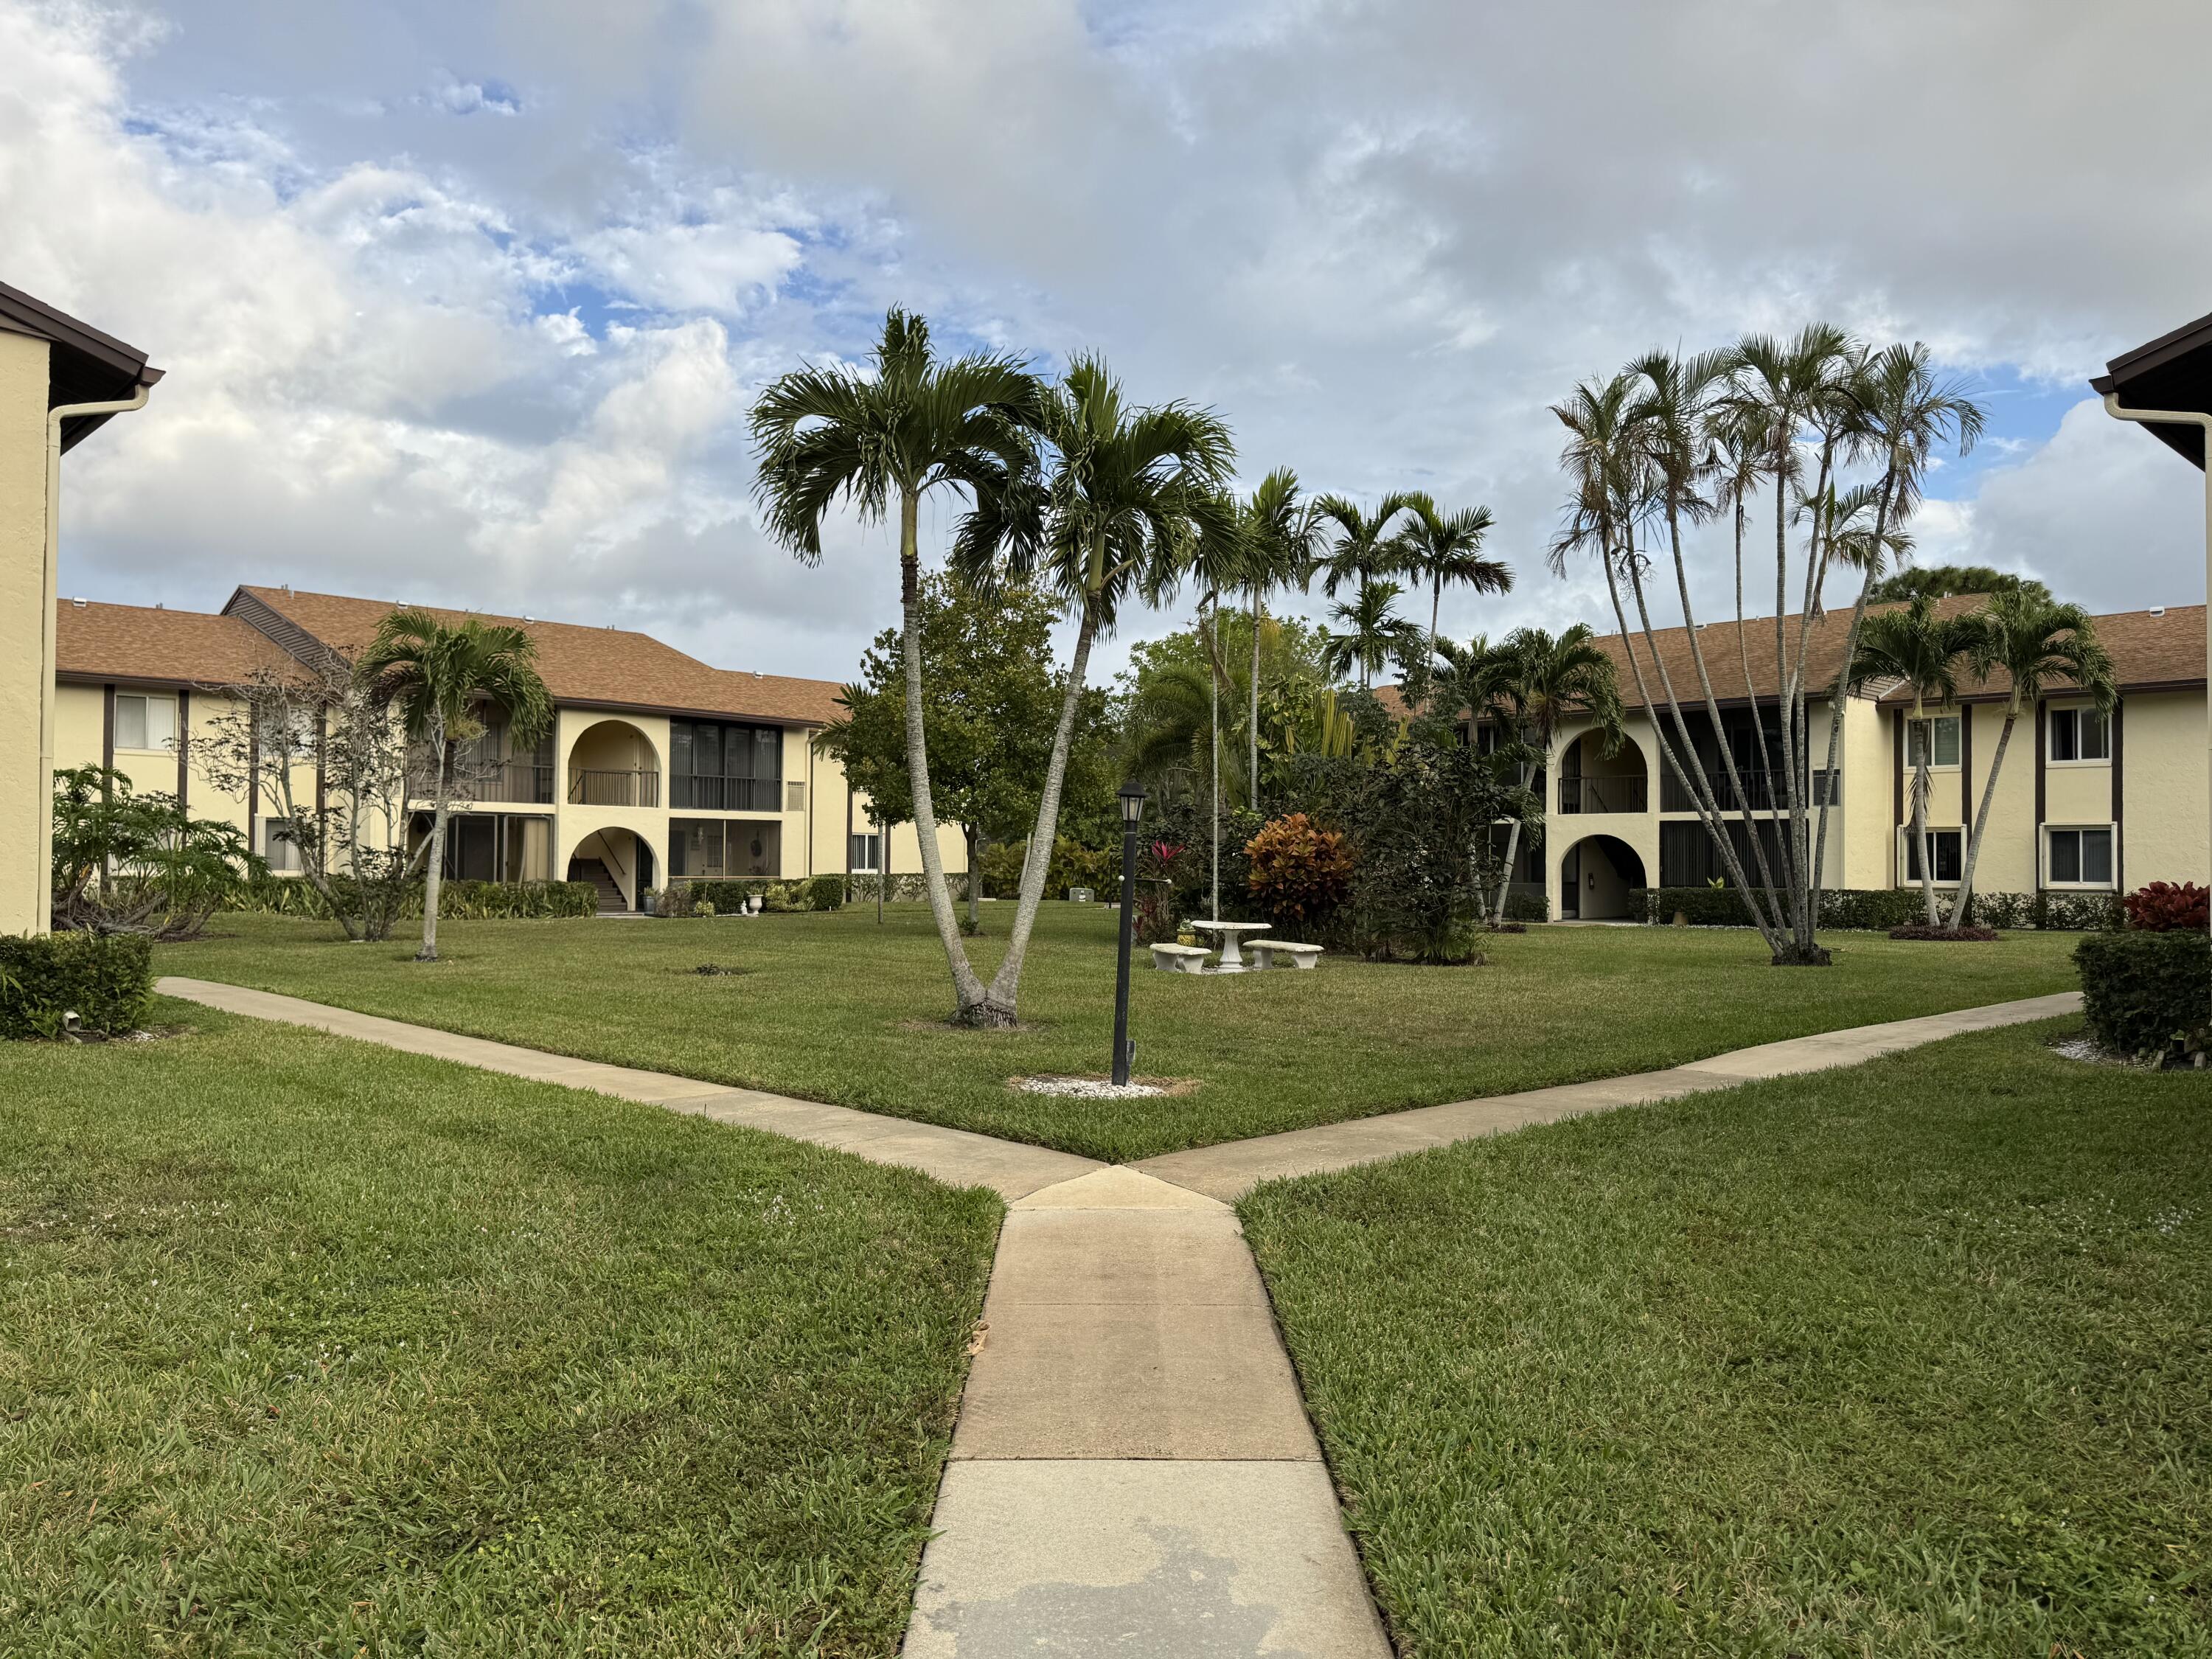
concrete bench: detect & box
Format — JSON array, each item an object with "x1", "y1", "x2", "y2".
[
  {"x1": 1250, "y1": 939, "x2": 1324, "y2": 970},
  {"x1": 1149, "y1": 942, "x2": 1212, "y2": 973}
]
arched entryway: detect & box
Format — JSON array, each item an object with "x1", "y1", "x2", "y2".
[
  {"x1": 1560, "y1": 833, "x2": 1646, "y2": 920},
  {"x1": 566, "y1": 720, "x2": 661, "y2": 807},
  {"x1": 567, "y1": 826, "x2": 658, "y2": 913}
]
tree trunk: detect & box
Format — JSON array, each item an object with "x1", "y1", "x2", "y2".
[
  {"x1": 1250, "y1": 588, "x2": 1263, "y2": 815},
  {"x1": 1950, "y1": 709, "x2": 2014, "y2": 928},
  {"x1": 984, "y1": 606, "x2": 1099, "y2": 1018},
  {"x1": 1808, "y1": 468, "x2": 1898, "y2": 931},
  {"x1": 896, "y1": 489, "x2": 992, "y2": 1020},
  {"x1": 1494, "y1": 738, "x2": 1537, "y2": 921},
  {"x1": 1910, "y1": 703, "x2": 1940, "y2": 927},
  {"x1": 417, "y1": 728, "x2": 449, "y2": 962},
  {"x1": 1429, "y1": 574, "x2": 1441, "y2": 669},
  {"x1": 1210, "y1": 598, "x2": 1220, "y2": 921},
  {"x1": 966, "y1": 826, "x2": 981, "y2": 931}
]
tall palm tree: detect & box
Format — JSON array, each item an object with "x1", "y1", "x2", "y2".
[
  {"x1": 1183, "y1": 490, "x2": 1251, "y2": 919},
  {"x1": 1394, "y1": 495, "x2": 1509, "y2": 666},
  {"x1": 356, "y1": 610, "x2": 552, "y2": 963},
  {"x1": 1457, "y1": 624, "x2": 1624, "y2": 919},
  {"x1": 1237, "y1": 469, "x2": 1322, "y2": 811},
  {"x1": 1806, "y1": 344, "x2": 1983, "y2": 917},
  {"x1": 1848, "y1": 593, "x2": 1985, "y2": 927},
  {"x1": 953, "y1": 355, "x2": 1235, "y2": 1023},
  {"x1": 1321, "y1": 578, "x2": 1420, "y2": 689},
  {"x1": 1549, "y1": 372, "x2": 1783, "y2": 953},
  {"x1": 1953, "y1": 591, "x2": 2115, "y2": 925},
  {"x1": 750, "y1": 307, "x2": 1039, "y2": 1024},
  {"x1": 1314, "y1": 493, "x2": 1420, "y2": 605}
]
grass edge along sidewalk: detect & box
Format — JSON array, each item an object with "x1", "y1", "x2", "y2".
[
  {"x1": 1242, "y1": 1017, "x2": 2212, "y2": 1658},
  {"x1": 0, "y1": 998, "x2": 1000, "y2": 1658},
  {"x1": 154, "y1": 908, "x2": 2086, "y2": 1163}
]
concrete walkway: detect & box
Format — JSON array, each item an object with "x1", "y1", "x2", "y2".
[{"x1": 156, "y1": 975, "x2": 2082, "y2": 1657}]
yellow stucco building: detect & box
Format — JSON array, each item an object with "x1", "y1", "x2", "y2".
[
  {"x1": 52, "y1": 585, "x2": 966, "y2": 913},
  {"x1": 1462, "y1": 599, "x2": 2207, "y2": 920},
  {"x1": 1, "y1": 281, "x2": 160, "y2": 936}
]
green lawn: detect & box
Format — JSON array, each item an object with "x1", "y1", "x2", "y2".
[
  {"x1": 1242, "y1": 1020, "x2": 2212, "y2": 1657},
  {"x1": 0, "y1": 1000, "x2": 999, "y2": 1657},
  {"x1": 160, "y1": 907, "x2": 2082, "y2": 1163}
]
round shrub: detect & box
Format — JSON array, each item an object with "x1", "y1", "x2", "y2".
[{"x1": 1245, "y1": 814, "x2": 1352, "y2": 938}]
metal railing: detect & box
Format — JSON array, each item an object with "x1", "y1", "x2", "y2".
[
  {"x1": 1559, "y1": 773, "x2": 1648, "y2": 814},
  {"x1": 1660, "y1": 768, "x2": 1840, "y2": 813},
  {"x1": 568, "y1": 768, "x2": 661, "y2": 807},
  {"x1": 669, "y1": 774, "x2": 784, "y2": 812},
  {"x1": 470, "y1": 762, "x2": 554, "y2": 804}
]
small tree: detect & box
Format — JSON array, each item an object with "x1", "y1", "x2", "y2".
[
  {"x1": 355, "y1": 611, "x2": 552, "y2": 962},
  {"x1": 49, "y1": 765, "x2": 254, "y2": 939},
  {"x1": 1342, "y1": 737, "x2": 1513, "y2": 964},
  {"x1": 196, "y1": 661, "x2": 421, "y2": 942}
]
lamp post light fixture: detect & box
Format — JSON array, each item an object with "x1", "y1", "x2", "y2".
[{"x1": 1112, "y1": 778, "x2": 1147, "y2": 1085}]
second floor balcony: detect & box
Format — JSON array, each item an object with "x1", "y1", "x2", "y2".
[
  {"x1": 1661, "y1": 767, "x2": 1840, "y2": 813},
  {"x1": 670, "y1": 773, "x2": 790, "y2": 812},
  {"x1": 1559, "y1": 773, "x2": 1648, "y2": 814},
  {"x1": 569, "y1": 768, "x2": 661, "y2": 807}
]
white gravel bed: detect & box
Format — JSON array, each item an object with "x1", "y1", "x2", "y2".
[{"x1": 1011, "y1": 1075, "x2": 1170, "y2": 1099}]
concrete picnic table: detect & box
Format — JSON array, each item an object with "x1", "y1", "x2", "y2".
[{"x1": 1188, "y1": 919, "x2": 1270, "y2": 973}]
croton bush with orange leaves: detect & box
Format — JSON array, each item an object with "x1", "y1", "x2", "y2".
[{"x1": 1245, "y1": 813, "x2": 1354, "y2": 939}]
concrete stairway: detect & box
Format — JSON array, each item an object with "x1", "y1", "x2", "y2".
[{"x1": 570, "y1": 858, "x2": 626, "y2": 914}]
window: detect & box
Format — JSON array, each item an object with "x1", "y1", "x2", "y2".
[
  {"x1": 2048, "y1": 706, "x2": 2111, "y2": 763},
  {"x1": 1907, "y1": 714, "x2": 1961, "y2": 769},
  {"x1": 114, "y1": 692, "x2": 177, "y2": 752},
  {"x1": 669, "y1": 719, "x2": 784, "y2": 810},
  {"x1": 849, "y1": 832, "x2": 882, "y2": 873},
  {"x1": 1902, "y1": 827, "x2": 1964, "y2": 884},
  {"x1": 2045, "y1": 826, "x2": 2115, "y2": 888},
  {"x1": 261, "y1": 817, "x2": 303, "y2": 874}
]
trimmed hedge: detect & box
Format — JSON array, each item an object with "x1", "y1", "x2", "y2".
[
  {"x1": 2076, "y1": 931, "x2": 2211, "y2": 1064},
  {"x1": 226, "y1": 876, "x2": 596, "y2": 921},
  {"x1": 1, "y1": 933, "x2": 154, "y2": 1040},
  {"x1": 1632, "y1": 886, "x2": 2127, "y2": 933}
]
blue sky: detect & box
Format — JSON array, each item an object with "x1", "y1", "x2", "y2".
[{"x1": 8, "y1": 0, "x2": 2212, "y2": 684}]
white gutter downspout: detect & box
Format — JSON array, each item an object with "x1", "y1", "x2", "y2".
[
  {"x1": 2099, "y1": 391, "x2": 2212, "y2": 1034},
  {"x1": 36, "y1": 386, "x2": 151, "y2": 935}
]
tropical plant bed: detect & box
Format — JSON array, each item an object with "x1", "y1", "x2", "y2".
[
  {"x1": 0, "y1": 1000, "x2": 998, "y2": 1656},
  {"x1": 1242, "y1": 1020, "x2": 2212, "y2": 1657},
  {"x1": 158, "y1": 908, "x2": 2084, "y2": 1164}
]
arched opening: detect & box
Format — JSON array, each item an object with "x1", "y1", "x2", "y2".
[
  {"x1": 1560, "y1": 833, "x2": 1646, "y2": 921},
  {"x1": 1558, "y1": 728, "x2": 1649, "y2": 815},
  {"x1": 566, "y1": 720, "x2": 661, "y2": 807},
  {"x1": 567, "y1": 826, "x2": 658, "y2": 914}
]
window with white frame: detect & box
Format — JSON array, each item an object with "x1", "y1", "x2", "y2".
[
  {"x1": 848, "y1": 832, "x2": 882, "y2": 873},
  {"x1": 1907, "y1": 714, "x2": 1961, "y2": 770},
  {"x1": 260, "y1": 817, "x2": 304, "y2": 874},
  {"x1": 1901, "y1": 826, "x2": 1964, "y2": 884},
  {"x1": 2047, "y1": 705, "x2": 2110, "y2": 763},
  {"x1": 114, "y1": 692, "x2": 177, "y2": 752},
  {"x1": 2045, "y1": 825, "x2": 2115, "y2": 888}
]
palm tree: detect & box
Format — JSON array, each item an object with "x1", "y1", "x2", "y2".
[
  {"x1": 1321, "y1": 578, "x2": 1420, "y2": 689},
  {"x1": 1314, "y1": 493, "x2": 1419, "y2": 605},
  {"x1": 1183, "y1": 491, "x2": 1251, "y2": 920},
  {"x1": 356, "y1": 610, "x2": 552, "y2": 963},
  {"x1": 1457, "y1": 625, "x2": 1624, "y2": 919},
  {"x1": 1806, "y1": 344, "x2": 1983, "y2": 917},
  {"x1": 1237, "y1": 469, "x2": 1322, "y2": 811},
  {"x1": 953, "y1": 355, "x2": 1235, "y2": 1023},
  {"x1": 750, "y1": 307, "x2": 1038, "y2": 1024},
  {"x1": 1848, "y1": 593, "x2": 1985, "y2": 927},
  {"x1": 1549, "y1": 372, "x2": 1781, "y2": 953},
  {"x1": 1394, "y1": 495, "x2": 1509, "y2": 666},
  {"x1": 1953, "y1": 591, "x2": 2115, "y2": 925}
]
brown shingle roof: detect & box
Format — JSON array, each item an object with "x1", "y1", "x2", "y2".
[
  {"x1": 1387, "y1": 597, "x2": 2206, "y2": 720},
  {"x1": 227, "y1": 587, "x2": 846, "y2": 726},
  {"x1": 55, "y1": 601, "x2": 290, "y2": 686}
]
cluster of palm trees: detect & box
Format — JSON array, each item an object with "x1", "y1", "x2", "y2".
[
  {"x1": 1549, "y1": 326, "x2": 1989, "y2": 964},
  {"x1": 750, "y1": 310, "x2": 1519, "y2": 1021}
]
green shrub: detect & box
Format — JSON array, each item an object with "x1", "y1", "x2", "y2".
[
  {"x1": 1969, "y1": 889, "x2": 2126, "y2": 932},
  {"x1": 1630, "y1": 886, "x2": 2125, "y2": 933},
  {"x1": 804, "y1": 874, "x2": 846, "y2": 911},
  {"x1": 2075, "y1": 931, "x2": 2211, "y2": 1064},
  {"x1": 227, "y1": 875, "x2": 593, "y2": 922},
  {"x1": 0, "y1": 932, "x2": 155, "y2": 1040}
]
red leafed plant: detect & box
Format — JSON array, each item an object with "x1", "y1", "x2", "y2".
[
  {"x1": 1245, "y1": 813, "x2": 1353, "y2": 935},
  {"x1": 2124, "y1": 880, "x2": 2211, "y2": 933}
]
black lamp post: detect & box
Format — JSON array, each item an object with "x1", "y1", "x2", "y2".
[{"x1": 1112, "y1": 778, "x2": 1147, "y2": 1085}]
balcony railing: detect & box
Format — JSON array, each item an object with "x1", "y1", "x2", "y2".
[
  {"x1": 569, "y1": 768, "x2": 661, "y2": 807},
  {"x1": 1660, "y1": 767, "x2": 1840, "y2": 813},
  {"x1": 470, "y1": 762, "x2": 554, "y2": 804},
  {"x1": 1559, "y1": 773, "x2": 1647, "y2": 814},
  {"x1": 669, "y1": 774, "x2": 785, "y2": 812}
]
